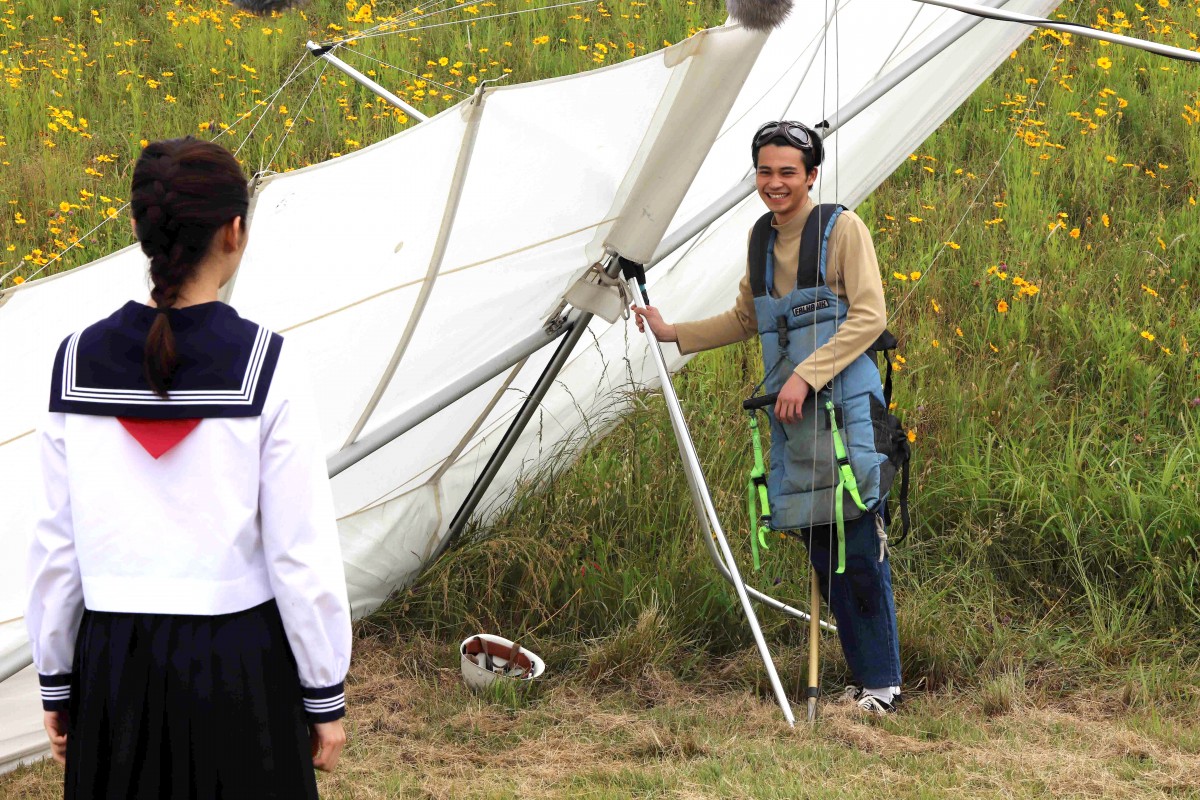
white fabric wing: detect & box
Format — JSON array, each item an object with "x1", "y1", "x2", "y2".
[{"x1": 0, "y1": 0, "x2": 1056, "y2": 772}]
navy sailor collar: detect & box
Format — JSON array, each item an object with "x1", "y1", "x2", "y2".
[{"x1": 49, "y1": 301, "x2": 283, "y2": 419}]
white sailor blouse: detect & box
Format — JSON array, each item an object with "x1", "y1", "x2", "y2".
[{"x1": 25, "y1": 301, "x2": 352, "y2": 722}]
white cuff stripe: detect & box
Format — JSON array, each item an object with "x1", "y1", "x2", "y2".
[
  {"x1": 303, "y1": 694, "x2": 345, "y2": 711},
  {"x1": 42, "y1": 688, "x2": 70, "y2": 699}
]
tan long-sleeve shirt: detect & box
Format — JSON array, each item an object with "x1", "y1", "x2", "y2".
[{"x1": 674, "y1": 198, "x2": 887, "y2": 390}]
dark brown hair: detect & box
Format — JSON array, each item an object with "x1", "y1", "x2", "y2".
[{"x1": 130, "y1": 137, "x2": 248, "y2": 397}]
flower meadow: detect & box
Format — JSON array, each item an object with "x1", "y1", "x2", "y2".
[
  {"x1": 0, "y1": 0, "x2": 713, "y2": 283},
  {"x1": 1, "y1": 0, "x2": 1199, "y2": 714}
]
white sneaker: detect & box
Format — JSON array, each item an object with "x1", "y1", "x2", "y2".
[
  {"x1": 855, "y1": 692, "x2": 900, "y2": 716},
  {"x1": 835, "y1": 685, "x2": 863, "y2": 704}
]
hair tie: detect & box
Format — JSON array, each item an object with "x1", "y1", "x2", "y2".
[{"x1": 156, "y1": 305, "x2": 171, "y2": 315}]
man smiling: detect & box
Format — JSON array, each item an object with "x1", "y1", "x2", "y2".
[{"x1": 632, "y1": 120, "x2": 903, "y2": 715}]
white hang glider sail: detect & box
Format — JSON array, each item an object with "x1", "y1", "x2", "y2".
[{"x1": 0, "y1": 0, "x2": 1059, "y2": 772}]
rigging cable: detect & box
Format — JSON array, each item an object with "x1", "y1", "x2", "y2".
[
  {"x1": 341, "y1": 48, "x2": 472, "y2": 98},
  {"x1": 342, "y1": 0, "x2": 599, "y2": 43},
  {"x1": 262, "y1": 62, "x2": 330, "y2": 176}
]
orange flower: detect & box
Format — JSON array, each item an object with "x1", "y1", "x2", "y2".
[{"x1": 997, "y1": 299, "x2": 1009, "y2": 313}]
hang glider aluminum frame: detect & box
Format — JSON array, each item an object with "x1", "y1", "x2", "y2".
[
  {"x1": 321, "y1": 0, "x2": 1022, "y2": 630},
  {"x1": 913, "y1": 0, "x2": 1200, "y2": 64},
  {"x1": 396, "y1": 0, "x2": 1200, "y2": 573},
  {"x1": 629, "y1": 278, "x2": 796, "y2": 727},
  {"x1": 307, "y1": 41, "x2": 429, "y2": 122}
]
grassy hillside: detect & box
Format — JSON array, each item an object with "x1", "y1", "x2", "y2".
[{"x1": 2, "y1": 0, "x2": 1199, "y2": 796}]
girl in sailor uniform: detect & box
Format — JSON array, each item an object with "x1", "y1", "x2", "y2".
[{"x1": 25, "y1": 137, "x2": 353, "y2": 799}]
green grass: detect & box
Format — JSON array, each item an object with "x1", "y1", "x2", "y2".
[{"x1": 2, "y1": 0, "x2": 1200, "y2": 796}]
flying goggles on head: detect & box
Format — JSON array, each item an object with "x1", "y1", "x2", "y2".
[{"x1": 752, "y1": 120, "x2": 824, "y2": 167}]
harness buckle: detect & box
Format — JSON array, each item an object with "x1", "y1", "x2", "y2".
[{"x1": 775, "y1": 315, "x2": 790, "y2": 349}]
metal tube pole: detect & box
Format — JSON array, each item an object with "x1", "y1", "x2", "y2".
[
  {"x1": 431, "y1": 309, "x2": 595, "y2": 561},
  {"x1": 806, "y1": 570, "x2": 822, "y2": 722},
  {"x1": 630, "y1": 285, "x2": 795, "y2": 726},
  {"x1": 306, "y1": 41, "x2": 429, "y2": 121},
  {"x1": 327, "y1": 319, "x2": 573, "y2": 478},
  {"x1": 912, "y1": 0, "x2": 1200, "y2": 63},
  {"x1": 698, "y1": 506, "x2": 837, "y2": 632}
]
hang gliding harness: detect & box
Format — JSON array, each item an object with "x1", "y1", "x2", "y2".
[{"x1": 743, "y1": 204, "x2": 910, "y2": 574}]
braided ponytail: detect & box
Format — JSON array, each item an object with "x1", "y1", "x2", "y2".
[{"x1": 130, "y1": 138, "x2": 248, "y2": 397}]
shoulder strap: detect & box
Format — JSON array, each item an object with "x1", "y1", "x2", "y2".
[
  {"x1": 796, "y1": 203, "x2": 845, "y2": 289},
  {"x1": 867, "y1": 328, "x2": 899, "y2": 407},
  {"x1": 747, "y1": 212, "x2": 776, "y2": 298}
]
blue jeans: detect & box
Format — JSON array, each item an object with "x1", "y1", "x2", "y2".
[{"x1": 800, "y1": 510, "x2": 902, "y2": 689}]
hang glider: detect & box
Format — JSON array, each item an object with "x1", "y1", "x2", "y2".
[{"x1": 0, "y1": 0, "x2": 1077, "y2": 770}]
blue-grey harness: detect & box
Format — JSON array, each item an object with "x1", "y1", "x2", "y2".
[{"x1": 746, "y1": 204, "x2": 909, "y2": 573}]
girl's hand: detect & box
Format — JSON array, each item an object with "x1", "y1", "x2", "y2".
[
  {"x1": 311, "y1": 719, "x2": 347, "y2": 773},
  {"x1": 44, "y1": 710, "x2": 68, "y2": 765}
]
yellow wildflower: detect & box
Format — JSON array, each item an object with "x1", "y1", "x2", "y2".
[
  {"x1": 910, "y1": 271, "x2": 922, "y2": 281},
  {"x1": 906, "y1": 429, "x2": 917, "y2": 443},
  {"x1": 1101, "y1": 213, "x2": 1110, "y2": 227},
  {"x1": 59, "y1": 201, "x2": 70, "y2": 213},
  {"x1": 1140, "y1": 331, "x2": 1155, "y2": 341},
  {"x1": 997, "y1": 299, "x2": 1009, "y2": 313},
  {"x1": 1097, "y1": 57, "x2": 1112, "y2": 69}
]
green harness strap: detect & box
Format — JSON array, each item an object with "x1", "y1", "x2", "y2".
[
  {"x1": 825, "y1": 399, "x2": 869, "y2": 575},
  {"x1": 746, "y1": 414, "x2": 772, "y2": 571}
]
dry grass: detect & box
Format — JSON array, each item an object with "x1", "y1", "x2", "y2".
[{"x1": 7, "y1": 631, "x2": 1198, "y2": 799}]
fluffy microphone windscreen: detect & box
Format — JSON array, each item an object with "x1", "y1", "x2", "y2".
[{"x1": 726, "y1": 0, "x2": 794, "y2": 32}]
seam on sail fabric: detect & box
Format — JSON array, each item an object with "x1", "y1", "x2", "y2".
[
  {"x1": 279, "y1": 218, "x2": 616, "y2": 334},
  {"x1": 0, "y1": 430, "x2": 35, "y2": 449}
]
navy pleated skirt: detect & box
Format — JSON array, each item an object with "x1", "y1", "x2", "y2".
[{"x1": 64, "y1": 599, "x2": 319, "y2": 800}]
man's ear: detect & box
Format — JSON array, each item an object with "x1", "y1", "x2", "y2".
[{"x1": 807, "y1": 166, "x2": 819, "y2": 189}]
